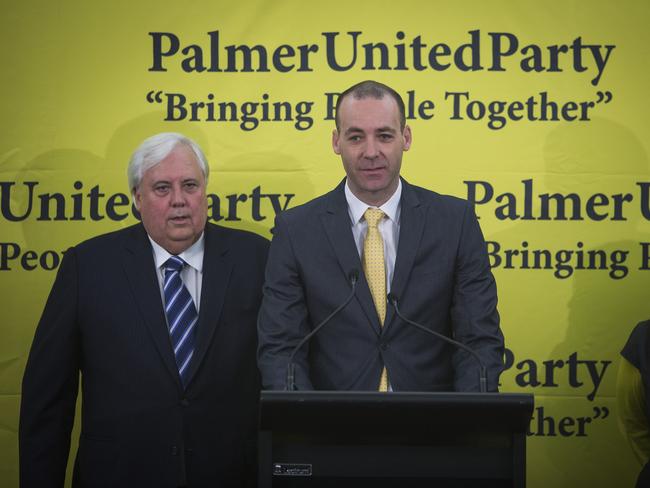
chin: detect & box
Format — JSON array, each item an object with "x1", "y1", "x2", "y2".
[
  {"x1": 363, "y1": 183, "x2": 390, "y2": 193},
  {"x1": 172, "y1": 231, "x2": 195, "y2": 241}
]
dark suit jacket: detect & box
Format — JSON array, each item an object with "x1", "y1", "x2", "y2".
[
  {"x1": 19, "y1": 223, "x2": 269, "y2": 488},
  {"x1": 258, "y1": 179, "x2": 504, "y2": 392}
]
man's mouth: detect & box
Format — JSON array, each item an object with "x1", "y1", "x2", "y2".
[
  {"x1": 169, "y1": 215, "x2": 190, "y2": 223},
  {"x1": 360, "y1": 167, "x2": 386, "y2": 174}
]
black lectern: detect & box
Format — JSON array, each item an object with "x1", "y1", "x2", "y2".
[{"x1": 259, "y1": 391, "x2": 534, "y2": 488}]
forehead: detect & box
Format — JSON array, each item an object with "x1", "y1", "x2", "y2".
[
  {"x1": 338, "y1": 96, "x2": 401, "y2": 132},
  {"x1": 143, "y1": 145, "x2": 204, "y2": 182}
]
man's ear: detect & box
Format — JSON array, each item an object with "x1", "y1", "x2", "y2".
[
  {"x1": 132, "y1": 188, "x2": 141, "y2": 210},
  {"x1": 332, "y1": 129, "x2": 341, "y2": 155},
  {"x1": 403, "y1": 125, "x2": 412, "y2": 151}
]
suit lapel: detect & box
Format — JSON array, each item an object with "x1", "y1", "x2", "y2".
[
  {"x1": 320, "y1": 182, "x2": 381, "y2": 336},
  {"x1": 385, "y1": 180, "x2": 425, "y2": 328},
  {"x1": 121, "y1": 225, "x2": 181, "y2": 387},
  {"x1": 184, "y1": 224, "x2": 233, "y2": 386}
]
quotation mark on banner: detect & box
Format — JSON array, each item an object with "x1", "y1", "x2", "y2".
[
  {"x1": 146, "y1": 91, "x2": 164, "y2": 103},
  {"x1": 592, "y1": 406, "x2": 609, "y2": 419},
  {"x1": 596, "y1": 91, "x2": 613, "y2": 104}
]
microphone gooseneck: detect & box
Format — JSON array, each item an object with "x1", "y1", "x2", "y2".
[
  {"x1": 387, "y1": 293, "x2": 488, "y2": 393},
  {"x1": 286, "y1": 270, "x2": 359, "y2": 391}
]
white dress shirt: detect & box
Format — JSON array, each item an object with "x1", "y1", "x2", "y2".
[
  {"x1": 345, "y1": 179, "x2": 402, "y2": 291},
  {"x1": 149, "y1": 234, "x2": 205, "y2": 312}
]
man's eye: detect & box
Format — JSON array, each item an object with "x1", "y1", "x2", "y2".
[
  {"x1": 184, "y1": 182, "x2": 199, "y2": 190},
  {"x1": 379, "y1": 134, "x2": 393, "y2": 141},
  {"x1": 348, "y1": 135, "x2": 361, "y2": 142},
  {"x1": 154, "y1": 185, "x2": 169, "y2": 194}
]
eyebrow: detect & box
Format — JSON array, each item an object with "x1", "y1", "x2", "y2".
[
  {"x1": 344, "y1": 126, "x2": 397, "y2": 136},
  {"x1": 151, "y1": 177, "x2": 201, "y2": 186}
]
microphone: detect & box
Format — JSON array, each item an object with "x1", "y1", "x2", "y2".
[
  {"x1": 387, "y1": 293, "x2": 488, "y2": 393},
  {"x1": 285, "y1": 270, "x2": 359, "y2": 391}
]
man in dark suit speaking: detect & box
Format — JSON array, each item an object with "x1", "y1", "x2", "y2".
[
  {"x1": 258, "y1": 80, "x2": 504, "y2": 392},
  {"x1": 19, "y1": 133, "x2": 268, "y2": 487}
]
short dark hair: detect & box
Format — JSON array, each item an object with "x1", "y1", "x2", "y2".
[{"x1": 334, "y1": 80, "x2": 406, "y2": 132}]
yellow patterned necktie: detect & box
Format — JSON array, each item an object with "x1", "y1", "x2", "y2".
[{"x1": 362, "y1": 208, "x2": 389, "y2": 391}]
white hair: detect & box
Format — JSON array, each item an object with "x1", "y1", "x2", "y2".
[{"x1": 127, "y1": 132, "x2": 209, "y2": 193}]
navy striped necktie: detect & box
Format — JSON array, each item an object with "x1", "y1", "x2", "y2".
[{"x1": 163, "y1": 256, "x2": 197, "y2": 388}]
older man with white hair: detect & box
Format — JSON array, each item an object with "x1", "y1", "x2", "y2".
[{"x1": 20, "y1": 132, "x2": 268, "y2": 487}]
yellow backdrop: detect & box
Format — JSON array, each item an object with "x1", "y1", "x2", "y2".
[{"x1": 1, "y1": 1, "x2": 648, "y2": 486}]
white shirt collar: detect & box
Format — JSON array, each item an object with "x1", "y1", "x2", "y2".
[
  {"x1": 345, "y1": 179, "x2": 402, "y2": 225},
  {"x1": 148, "y1": 233, "x2": 205, "y2": 273}
]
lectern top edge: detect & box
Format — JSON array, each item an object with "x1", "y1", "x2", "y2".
[{"x1": 261, "y1": 390, "x2": 534, "y2": 409}]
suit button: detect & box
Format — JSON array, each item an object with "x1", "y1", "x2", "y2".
[
  {"x1": 171, "y1": 445, "x2": 179, "y2": 456},
  {"x1": 180, "y1": 398, "x2": 190, "y2": 407}
]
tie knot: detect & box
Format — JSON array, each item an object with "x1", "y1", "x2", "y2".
[
  {"x1": 364, "y1": 208, "x2": 385, "y2": 228},
  {"x1": 164, "y1": 255, "x2": 186, "y2": 273}
]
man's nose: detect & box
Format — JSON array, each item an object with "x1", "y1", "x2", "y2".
[
  {"x1": 169, "y1": 186, "x2": 186, "y2": 206},
  {"x1": 364, "y1": 138, "x2": 379, "y2": 159}
]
